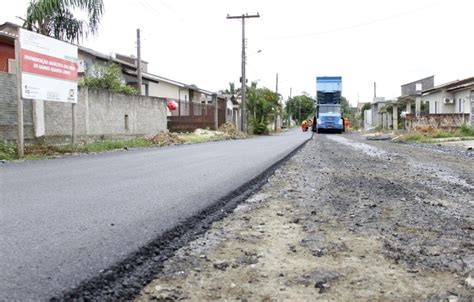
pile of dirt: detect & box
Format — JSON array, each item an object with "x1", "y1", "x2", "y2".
[
  {"x1": 218, "y1": 122, "x2": 248, "y2": 139},
  {"x1": 145, "y1": 132, "x2": 185, "y2": 146},
  {"x1": 413, "y1": 125, "x2": 436, "y2": 133},
  {"x1": 25, "y1": 145, "x2": 68, "y2": 156}
]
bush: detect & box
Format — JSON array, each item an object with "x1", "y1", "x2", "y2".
[
  {"x1": 251, "y1": 120, "x2": 269, "y2": 135},
  {"x1": 81, "y1": 63, "x2": 138, "y2": 95},
  {"x1": 458, "y1": 124, "x2": 474, "y2": 137},
  {"x1": 0, "y1": 143, "x2": 17, "y2": 160}
]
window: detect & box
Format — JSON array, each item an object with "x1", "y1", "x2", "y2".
[
  {"x1": 434, "y1": 101, "x2": 437, "y2": 114},
  {"x1": 458, "y1": 98, "x2": 462, "y2": 113}
]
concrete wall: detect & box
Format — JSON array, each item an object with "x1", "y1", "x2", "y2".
[
  {"x1": 42, "y1": 87, "x2": 167, "y2": 141},
  {"x1": 401, "y1": 76, "x2": 434, "y2": 96},
  {"x1": 0, "y1": 74, "x2": 167, "y2": 143},
  {"x1": 471, "y1": 91, "x2": 474, "y2": 126},
  {"x1": 364, "y1": 109, "x2": 372, "y2": 129},
  {"x1": 0, "y1": 72, "x2": 34, "y2": 142}
]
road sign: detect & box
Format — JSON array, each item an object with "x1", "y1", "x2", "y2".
[{"x1": 19, "y1": 28, "x2": 78, "y2": 103}]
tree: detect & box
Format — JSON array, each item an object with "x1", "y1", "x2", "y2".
[
  {"x1": 23, "y1": 0, "x2": 104, "y2": 43},
  {"x1": 246, "y1": 83, "x2": 279, "y2": 135},
  {"x1": 287, "y1": 94, "x2": 315, "y2": 123}
]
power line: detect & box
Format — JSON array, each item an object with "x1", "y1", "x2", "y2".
[{"x1": 266, "y1": 2, "x2": 441, "y2": 41}]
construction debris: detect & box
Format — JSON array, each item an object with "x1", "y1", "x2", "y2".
[
  {"x1": 145, "y1": 132, "x2": 185, "y2": 146},
  {"x1": 218, "y1": 122, "x2": 248, "y2": 139}
]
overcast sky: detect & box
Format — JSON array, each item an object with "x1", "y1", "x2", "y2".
[{"x1": 2, "y1": 0, "x2": 473, "y2": 105}]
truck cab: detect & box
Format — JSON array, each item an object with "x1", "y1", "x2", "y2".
[{"x1": 313, "y1": 76, "x2": 344, "y2": 134}]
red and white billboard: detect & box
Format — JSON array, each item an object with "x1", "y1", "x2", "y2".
[{"x1": 19, "y1": 28, "x2": 78, "y2": 103}]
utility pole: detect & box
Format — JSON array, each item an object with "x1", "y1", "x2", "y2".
[
  {"x1": 227, "y1": 13, "x2": 260, "y2": 132},
  {"x1": 274, "y1": 73, "x2": 279, "y2": 131},
  {"x1": 275, "y1": 73, "x2": 279, "y2": 93},
  {"x1": 136, "y1": 28, "x2": 142, "y2": 95},
  {"x1": 373, "y1": 82, "x2": 376, "y2": 98},
  {"x1": 287, "y1": 87, "x2": 292, "y2": 127}
]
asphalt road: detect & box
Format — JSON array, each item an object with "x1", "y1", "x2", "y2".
[{"x1": 0, "y1": 129, "x2": 310, "y2": 300}]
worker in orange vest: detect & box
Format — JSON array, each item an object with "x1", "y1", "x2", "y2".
[
  {"x1": 301, "y1": 120, "x2": 308, "y2": 132},
  {"x1": 343, "y1": 118, "x2": 350, "y2": 131}
]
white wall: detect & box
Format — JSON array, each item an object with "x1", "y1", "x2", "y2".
[
  {"x1": 364, "y1": 109, "x2": 372, "y2": 129},
  {"x1": 453, "y1": 90, "x2": 471, "y2": 114},
  {"x1": 148, "y1": 81, "x2": 189, "y2": 101},
  {"x1": 425, "y1": 88, "x2": 472, "y2": 114}
]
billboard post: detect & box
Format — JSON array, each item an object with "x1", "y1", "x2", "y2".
[{"x1": 15, "y1": 37, "x2": 24, "y2": 157}]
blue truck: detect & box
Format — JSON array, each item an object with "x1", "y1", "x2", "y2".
[{"x1": 312, "y1": 76, "x2": 344, "y2": 133}]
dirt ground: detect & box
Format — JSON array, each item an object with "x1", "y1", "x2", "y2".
[{"x1": 137, "y1": 133, "x2": 474, "y2": 301}]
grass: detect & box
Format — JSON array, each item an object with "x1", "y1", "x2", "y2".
[
  {"x1": 0, "y1": 132, "x2": 236, "y2": 161},
  {"x1": 403, "y1": 124, "x2": 474, "y2": 143}
]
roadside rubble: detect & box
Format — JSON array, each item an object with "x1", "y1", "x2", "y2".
[
  {"x1": 137, "y1": 134, "x2": 473, "y2": 301},
  {"x1": 145, "y1": 132, "x2": 185, "y2": 146}
]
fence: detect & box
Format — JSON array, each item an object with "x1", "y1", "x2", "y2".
[
  {"x1": 405, "y1": 113, "x2": 470, "y2": 130},
  {"x1": 168, "y1": 98, "x2": 226, "y2": 132}
]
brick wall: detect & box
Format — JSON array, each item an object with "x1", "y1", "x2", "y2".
[
  {"x1": 405, "y1": 113, "x2": 470, "y2": 130},
  {"x1": 0, "y1": 72, "x2": 34, "y2": 142}
]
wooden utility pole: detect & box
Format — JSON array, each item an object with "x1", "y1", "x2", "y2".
[
  {"x1": 226, "y1": 13, "x2": 260, "y2": 132},
  {"x1": 137, "y1": 28, "x2": 142, "y2": 95}
]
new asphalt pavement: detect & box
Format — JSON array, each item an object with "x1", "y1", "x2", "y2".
[{"x1": 0, "y1": 129, "x2": 310, "y2": 300}]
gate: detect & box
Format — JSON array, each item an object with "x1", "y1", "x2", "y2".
[{"x1": 168, "y1": 99, "x2": 227, "y2": 132}]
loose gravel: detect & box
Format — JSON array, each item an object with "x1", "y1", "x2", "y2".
[{"x1": 137, "y1": 133, "x2": 473, "y2": 301}]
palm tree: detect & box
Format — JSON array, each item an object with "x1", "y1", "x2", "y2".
[{"x1": 23, "y1": 0, "x2": 104, "y2": 44}]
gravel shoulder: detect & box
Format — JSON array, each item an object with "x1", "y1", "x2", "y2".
[{"x1": 137, "y1": 133, "x2": 474, "y2": 301}]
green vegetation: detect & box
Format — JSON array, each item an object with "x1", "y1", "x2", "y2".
[
  {"x1": 0, "y1": 127, "x2": 246, "y2": 161},
  {"x1": 81, "y1": 63, "x2": 137, "y2": 95},
  {"x1": 23, "y1": 0, "x2": 104, "y2": 44},
  {"x1": 0, "y1": 143, "x2": 17, "y2": 161},
  {"x1": 247, "y1": 83, "x2": 280, "y2": 135},
  {"x1": 403, "y1": 125, "x2": 474, "y2": 142},
  {"x1": 286, "y1": 94, "x2": 315, "y2": 124}
]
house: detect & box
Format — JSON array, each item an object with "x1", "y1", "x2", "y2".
[
  {"x1": 402, "y1": 76, "x2": 473, "y2": 129},
  {"x1": 0, "y1": 22, "x2": 17, "y2": 73},
  {"x1": 218, "y1": 93, "x2": 241, "y2": 129},
  {"x1": 422, "y1": 77, "x2": 473, "y2": 116},
  {"x1": 372, "y1": 76, "x2": 434, "y2": 130}
]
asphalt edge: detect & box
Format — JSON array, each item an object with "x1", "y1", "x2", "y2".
[{"x1": 52, "y1": 136, "x2": 313, "y2": 301}]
